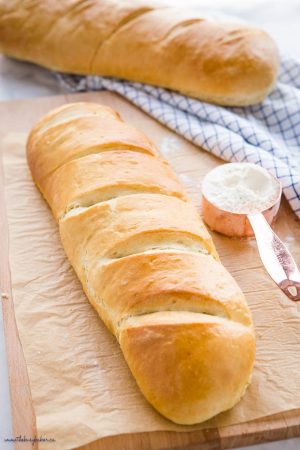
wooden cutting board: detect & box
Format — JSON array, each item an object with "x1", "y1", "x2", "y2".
[{"x1": 0, "y1": 92, "x2": 300, "y2": 450}]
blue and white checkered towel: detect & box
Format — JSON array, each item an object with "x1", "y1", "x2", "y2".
[{"x1": 56, "y1": 55, "x2": 300, "y2": 219}]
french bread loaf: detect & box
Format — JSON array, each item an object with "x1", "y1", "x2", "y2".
[
  {"x1": 0, "y1": 0, "x2": 279, "y2": 106},
  {"x1": 27, "y1": 102, "x2": 255, "y2": 425}
]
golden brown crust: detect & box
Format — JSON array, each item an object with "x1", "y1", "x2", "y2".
[
  {"x1": 27, "y1": 104, "x2": 157, "y2": 186},
  {"x1": 26, "y1": 102, "x2": 255, "y2": 424},
  {"x1": 59, "y1": 194, "x2": 219, "y2": 276},
  {"x1": 96, "y1": 9, "x2": 279, "y2": 106},
  {"x1": 0, "y1": 1, "x2": 279, "y2": 105},
  {"x1": 87, "y1": 251, "x2": 252, "y2": 332},
  {"x1": 43, "y1": 151, "x2": 186, "y2": 220},
  {"x1": 120, "y1": 311, "x2": 255, "y2": 425}
]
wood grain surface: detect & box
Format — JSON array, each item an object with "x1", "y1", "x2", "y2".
[{"x1": 0, "y1": 92, "x2": 299, "y2": 450}]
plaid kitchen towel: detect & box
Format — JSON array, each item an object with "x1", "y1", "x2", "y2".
[{"x1": 56, "y1": 55, "x2": 300, "y2": 219}]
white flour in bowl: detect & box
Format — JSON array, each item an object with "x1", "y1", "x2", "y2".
[{"x1": 202, "y1": 163, "x2": 280, "y2": 214}]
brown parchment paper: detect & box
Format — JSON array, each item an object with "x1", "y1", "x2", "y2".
[{"x1": 2, "y1": 132, "x2": 300, "y2": 450}]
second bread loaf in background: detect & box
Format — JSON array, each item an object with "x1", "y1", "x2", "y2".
[
  {"x1": 0, "y1": 0, "x2": 279, "y2": 105},
  {"x1": 27, "y1": 102, "x2": 255, "y2": 424}
]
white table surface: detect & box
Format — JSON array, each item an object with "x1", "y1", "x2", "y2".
[{"x1": 0, "y1": 1, "x2": 299, "y2": 449}]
